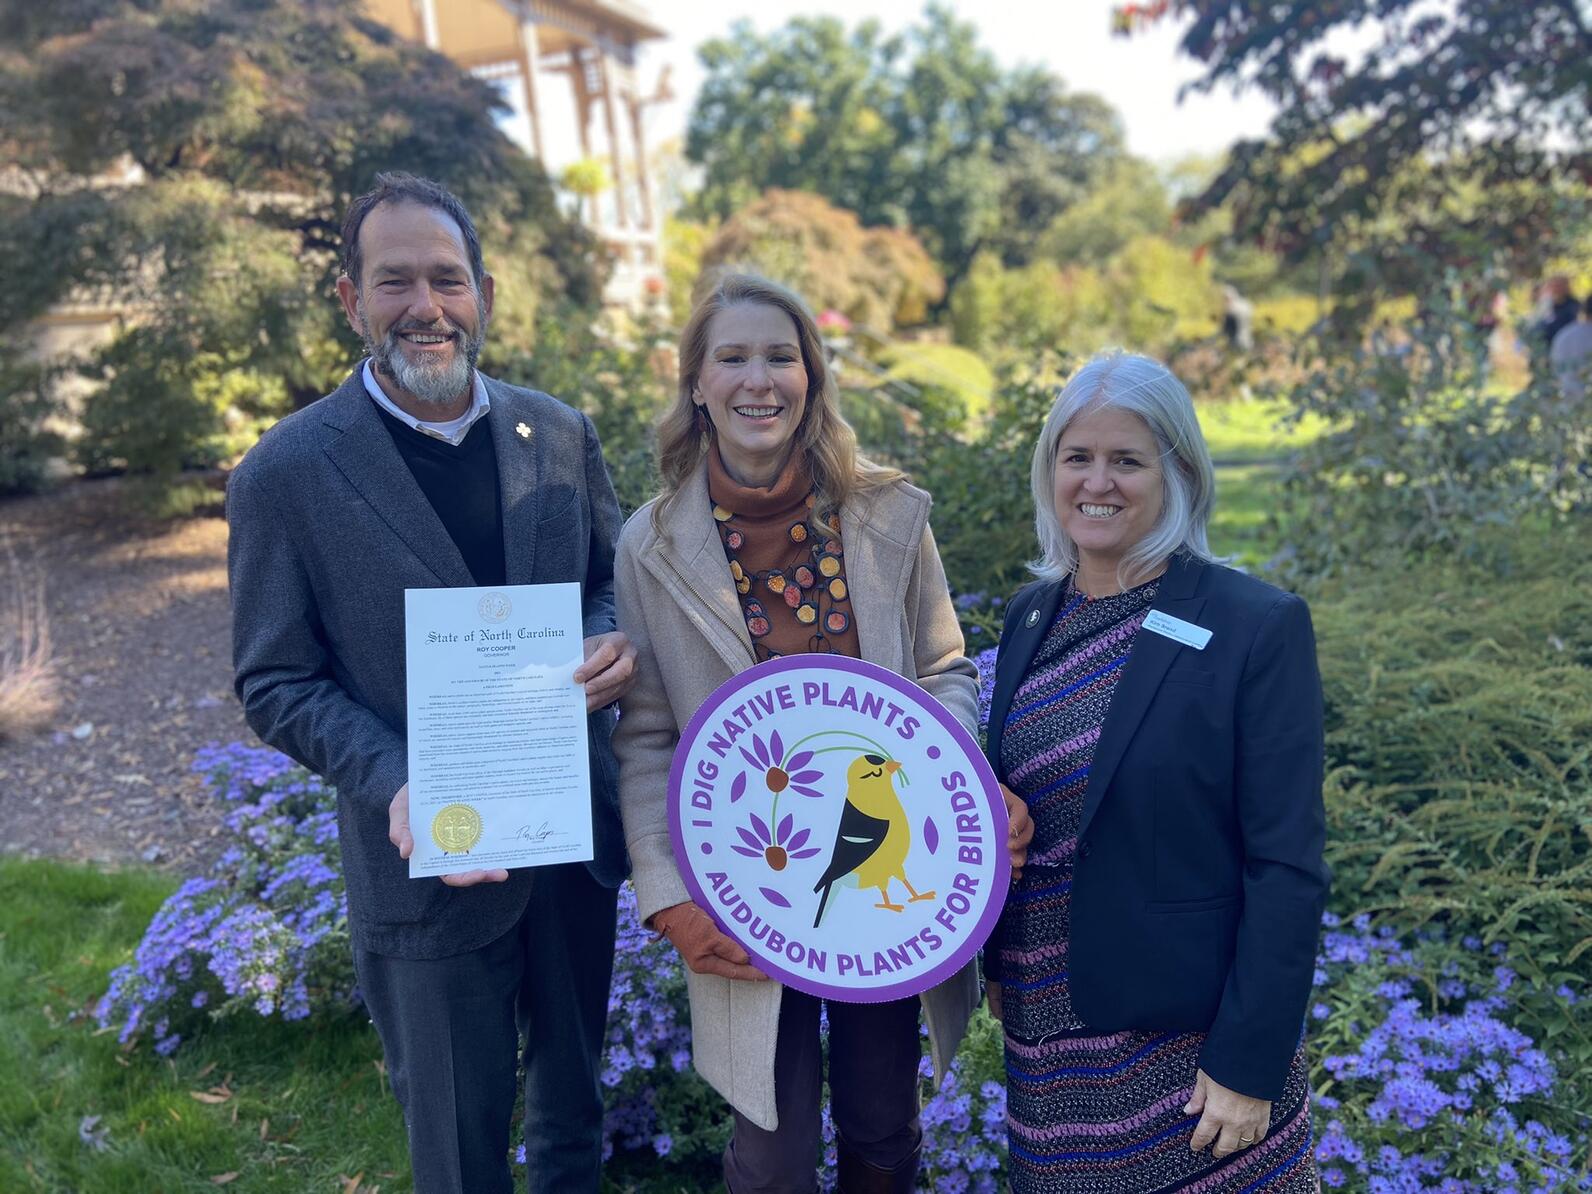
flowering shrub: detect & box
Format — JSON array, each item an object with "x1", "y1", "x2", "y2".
[
  {"x1": 97, "y1": 743, "x2": 350, "y2": 1054},
  {"x1": 914, "y1": 1023, "x2": 1009, "y2": 1193},
  {"x1": 586, "y1": 884, "x2": 732, "y2": 1188},
  {"x1": 973, "y1": 645, "x2": 998, "y2": 739},
  {"x1": 1310, "y1": 914, "x2": 1590, "y2": 1192},
  {"x1": 101, "y1": 742, "x2": 1592, "y2": 1188}
]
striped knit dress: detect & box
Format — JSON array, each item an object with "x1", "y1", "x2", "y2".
[{"x1": 994, "y1": 579, "x2": 1317, "y2": 1194}]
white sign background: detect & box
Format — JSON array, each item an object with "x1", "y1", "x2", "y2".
[
  {"x1": 404, "y1": 582, "x2": 593, "y2": 876},
  {"x1": 669, "y1": 656, "x2": 1008, "y2": 1002}
]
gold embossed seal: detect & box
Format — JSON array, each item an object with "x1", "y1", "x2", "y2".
[{"x1": 431, "y1": 803, "x2": 483, "y2": 855}]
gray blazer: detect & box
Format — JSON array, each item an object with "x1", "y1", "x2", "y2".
[{"x1": 228, "y1": 367, "x2": 628, "y2": 960}]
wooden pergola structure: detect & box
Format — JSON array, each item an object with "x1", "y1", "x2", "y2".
[{"x1": 365, "y1": 0, "x2": 669, "y2": 307}]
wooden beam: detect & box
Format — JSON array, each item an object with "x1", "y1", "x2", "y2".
[
  {"x1": 567, "y1": 45, "x2": 596, "y2": 223},
  {"x1": 598, "y1": 48, "x2": 629, "y2": 230},
  {"x1": 513, "y1": 17, "x2": 547, "y2": 161},
  {"x1": 626, "y1": 94, "x2": 654, "y2": 232},
  {"x1": 413, "y1": 0, "x2": 440, "y2": 48}
]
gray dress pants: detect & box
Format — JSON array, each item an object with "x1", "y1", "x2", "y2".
[{"x1": 354, "y1": 863, "x2": 619, "y2": 1194}]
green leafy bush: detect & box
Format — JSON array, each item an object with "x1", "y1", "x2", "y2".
[
  {"x1": 875, "y1": 342, "x2": 995, "y2": 430},
  {"x1": 1311, "y1": 539, "x2": 1592, "y2": 1005},
  {"x1": 0, "y1": 354, "x2": 65, "y2": 494},
  {"x1": 893, "y1": 360, "x2": 1063, "y2": 650},
  {"x1": 487, "y1": 308, "x2": 672, "y2": 517},
  {"x1": 1274, "y1": 287, "x2": 1592, "y2": 576}
]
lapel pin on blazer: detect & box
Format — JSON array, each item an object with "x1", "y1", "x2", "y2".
[
  {"x1": 515, "y1": 421, "x2": 532, "y2": 440},
  {"x1": 1025, "y1": 608, "x2": 1041, "y2": 628}
]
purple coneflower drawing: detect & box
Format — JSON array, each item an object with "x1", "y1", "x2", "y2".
[
  {"x1": 737, "y1": 732, "x2": 825, "y2": 799},
  {"x1": 732, "y1": 812, "x2": 822, "y2": 871}
]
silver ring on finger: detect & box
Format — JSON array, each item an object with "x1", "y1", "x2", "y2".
[{"x1": 1238, "y1": 1135, "x2": 1255, "y2": 1146}]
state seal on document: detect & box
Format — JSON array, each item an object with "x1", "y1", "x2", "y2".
[
  {"x1": 477, "y1": 591, "x2": 512, "y2": 623},
  {"x1": 431, "y1": 803, "x2": 483, "y2": 854},
  {"x1": 668, "y1": 657, "x2": 1008, "y2": 1002}
]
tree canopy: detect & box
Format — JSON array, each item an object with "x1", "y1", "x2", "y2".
[
  {"x1": 686, "y1": 5, "x2": 1124, "y2": 287},
  {"x1": 1118, "y1": 0, "x2": 1591, "y2": 282},
  {"x1": 0, "y1": 0, "x2": 601, "y2": 490}
]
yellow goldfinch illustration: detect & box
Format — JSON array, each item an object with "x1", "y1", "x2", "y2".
[{"x1": 812, "y1": 753, "x2": 936, "y2": 927}]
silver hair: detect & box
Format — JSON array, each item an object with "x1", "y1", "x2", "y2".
[{"x1": 1029, "y1": 350, "x2": 1219, "y2": 585}]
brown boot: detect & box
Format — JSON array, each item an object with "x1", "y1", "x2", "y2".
[{"x1": 835, "y1": 1137, "x2": 920, "y2": 1194}]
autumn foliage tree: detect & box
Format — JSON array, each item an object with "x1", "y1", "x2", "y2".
[
  {"x1": 699, "y1": 190, "x2": 944, "y2": 333},
  {"x1": 1117, "y1": 0, "x2": 1591, "y2": 304}
]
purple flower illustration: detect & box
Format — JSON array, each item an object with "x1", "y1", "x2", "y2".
[
  {"x1": 731, "y1": 811, "x2": 822, "y2": 871},
  {"x1": 736, "y1": 731, "x2": 826, "y2": 800}
]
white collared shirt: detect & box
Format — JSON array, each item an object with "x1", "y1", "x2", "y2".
[{"x1": 362, "y1": 360, "x2": 491, "y2": 446}]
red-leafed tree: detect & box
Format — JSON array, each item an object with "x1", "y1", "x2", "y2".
[{"x1": 1117, "y1": 1, "x2": 1590, "y2": 304}]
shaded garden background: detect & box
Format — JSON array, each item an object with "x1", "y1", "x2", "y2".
[{"x1": 2, "y1": 1, "x2": 1589, "y2": 1191}]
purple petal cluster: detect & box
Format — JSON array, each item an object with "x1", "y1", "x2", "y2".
[
  {"x1": 96, "y1": 741, "x2": 352, "y2": 1051},
  {"x1": 915, "y1": 1062, "x2": 1006, "y2": 1193},
  {"x1": 1310, "y1": 916, "x2": 1590, "y2": 1192},
  {"x1": 594, "y1": 883, "x2": 700, "y2": 1165},
  {"x1": 973, "y1": 647, "x2": 998, "y2": 737}
]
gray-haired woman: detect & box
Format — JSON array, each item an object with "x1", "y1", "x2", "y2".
[{"x1": 981, "y1": 352, "x2": 1327, "y2": 1192}]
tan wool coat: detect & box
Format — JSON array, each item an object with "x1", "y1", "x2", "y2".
[{"x1": 613, "y1": 461, "x2": 982, "y2": 1131}]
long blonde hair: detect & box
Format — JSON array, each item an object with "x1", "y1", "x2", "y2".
[{"x1": 652, "y1": 271, "x2": 901, "y2": 535}]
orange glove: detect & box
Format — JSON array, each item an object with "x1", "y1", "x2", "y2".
[{"x1": 651, "y1": 900, "x2": 769, "y2": 982}]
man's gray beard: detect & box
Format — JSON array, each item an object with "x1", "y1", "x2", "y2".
[{"x1": 359, "y1": 299, "x2": 487, "y2": 409}]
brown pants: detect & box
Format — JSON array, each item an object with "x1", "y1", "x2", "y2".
[{"x1": 722, "y1": 987, "x2": 923, "y2": 1193}]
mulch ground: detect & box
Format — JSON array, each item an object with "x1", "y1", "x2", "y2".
[{"x1": 0, "y1": 478, "x2": 253, "y2": 872}]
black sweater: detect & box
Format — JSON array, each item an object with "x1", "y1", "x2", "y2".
[{"x1": 375, "y1": 405, "x2": 506, "y2": 588}]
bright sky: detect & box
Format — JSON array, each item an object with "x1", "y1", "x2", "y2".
[{"x1": 640, "y1": 0, "x2": 1277, "y2": 167}]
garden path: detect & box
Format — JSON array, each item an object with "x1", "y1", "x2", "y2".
[{"x1": 0, "y1": 479, "x2": 249, "y2": 870}]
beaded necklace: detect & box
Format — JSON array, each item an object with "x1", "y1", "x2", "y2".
[{"x1": 712, "y1": 495, "x2": 854, "y2": 661}]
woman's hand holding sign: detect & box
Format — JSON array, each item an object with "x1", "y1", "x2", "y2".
[
  {"x1": 652, "y1": 900, "x2": 769, "y2": 982},
  {"x1": 1002, "y1": 785, "x2": 1034, "y2": 883}
]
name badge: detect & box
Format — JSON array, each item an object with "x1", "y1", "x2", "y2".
[{"x1": 1142, "y1": 610, "x2": 1212, "y2": 650}]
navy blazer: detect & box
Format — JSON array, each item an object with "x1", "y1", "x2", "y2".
[
  {"x1": 229, "y1": 367, "x2": 629, "y2": 961},
  {"x1": 984, "y1": 553, "x2": 1328, "y2": 1101}
]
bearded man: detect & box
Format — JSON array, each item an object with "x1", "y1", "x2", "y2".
[{"x1": 226, "y1": 173, "x2": 634, "y2": 1193}]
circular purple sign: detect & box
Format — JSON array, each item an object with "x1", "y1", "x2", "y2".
[{"x1": 668, "y1": 656, "x2": 1009, "y2": 1002}]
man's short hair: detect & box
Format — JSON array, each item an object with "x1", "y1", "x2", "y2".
[{"x1": 340, "y1": 173, "x2": 486, "y2": 292}]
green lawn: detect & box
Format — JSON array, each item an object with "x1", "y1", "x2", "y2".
[
  {"x1": 1209, "y1": 462, "x2": 1281, "y2": 569},
  {"x1": 1198, "y1": 398, "x2": 1328, "y2": 465},
  {"x1": 0, "y1": 859, "x2": 408, "y2": 1194},
  {"x1": 1198, "y1": 398, "x2": 1327, "y2": 569}
]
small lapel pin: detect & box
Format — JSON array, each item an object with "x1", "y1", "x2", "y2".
[
  {"x1": 1025, "y1": 609, "x2": 1041, "y2": 628},
  {"x1": 515, "y1": 422, "x2": 532, "y2": 440}
]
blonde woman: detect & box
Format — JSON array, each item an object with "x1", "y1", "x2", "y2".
[{"x1": 612, "y1": 273, "x2": 1031, "y2": 1192}]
